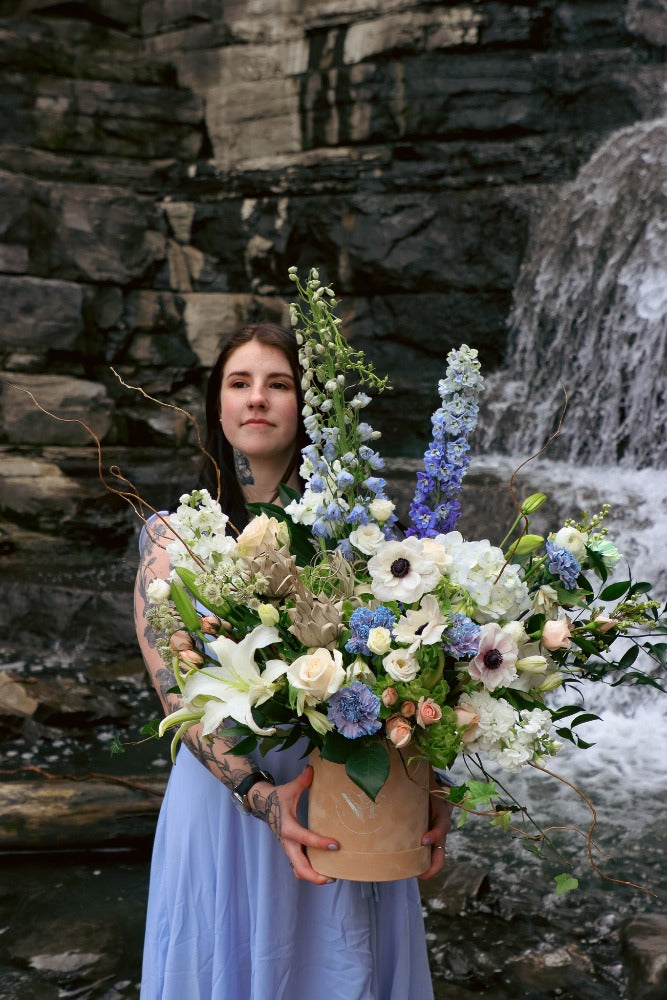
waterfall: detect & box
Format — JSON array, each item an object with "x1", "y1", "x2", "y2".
[{"x1": 479, "y1": 117, "x2": 667, "y2": 468}]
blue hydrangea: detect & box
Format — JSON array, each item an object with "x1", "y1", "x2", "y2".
[
  {"x1": 545, "y1": 541, "x2": 581, "y2": 590},
  {"x1": 443, "y1": 614, "x2": 481, "y2": 657},
  {"x1": 327, "y1": 682, "x2": 382, "y2": 739},
  {"x1": 407, "y1": 345, "x2": 483, "y2": 539}
]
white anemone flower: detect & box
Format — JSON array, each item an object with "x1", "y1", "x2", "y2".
[
  {"x1": 367, "y1": 538, "x2": 441, "y2": 604},
  {"x1": 182, "y1": 625, "x2": 287, "y2": 737},
  {"x1": 394, "y1": 594, "x2": 447, "y2": 652}
]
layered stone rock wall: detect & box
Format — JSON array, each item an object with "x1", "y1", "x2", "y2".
[{"x1": 0, "y1": 0, "x2": 664, "y2": 568}]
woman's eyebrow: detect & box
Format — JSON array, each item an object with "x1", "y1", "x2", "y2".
[{"x1": 225, "y1": 369, "x2": 295, "y2": 380}]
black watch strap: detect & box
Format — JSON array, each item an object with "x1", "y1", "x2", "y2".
[{"x1": 233, "y1": 769, "x2": 275, "y2": 813}]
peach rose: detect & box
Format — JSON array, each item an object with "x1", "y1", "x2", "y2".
[
  {"x1": 385, "y1": 715, "x2": 413, "y2": 748},
  {"x1": 454, "y1": 705, "x2": 480, "y2": 743},
  {"x1": 381, "y1": 686, "x2": 399, "y2": 707},
  {"x1": 416, "y1": 696, "x2": 442, "y2": 728},
  {"x1": 401, "y1": 700, "x2": 417, "y2": 718},
  {"x1": 541, "y1": 619, "x2": 571, "y2": 650}
]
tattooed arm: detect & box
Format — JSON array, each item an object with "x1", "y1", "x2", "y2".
[{"x1": 134, "y1": 515, "x2": 338, "y2": 884}]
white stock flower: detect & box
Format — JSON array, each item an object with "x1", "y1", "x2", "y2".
[{"x1": 367, "y1": 538, "x2": 441, "y2": 604}]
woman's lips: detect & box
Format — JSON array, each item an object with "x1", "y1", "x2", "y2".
[{"x1": 242, "y1": 419, "x2": 273, "y2": 426}]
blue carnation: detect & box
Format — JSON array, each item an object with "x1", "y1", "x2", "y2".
[
  {"x1": 327, "y1": 682, "x2": 382, "y2": 739},
  {"x1": 372, "y1": 606, "x2": 396, "y2": 630},
  {"x1": 545, "y1": 541, "x2": 581, "y2": 590},
  {"x1": 443, "y1": 614, "x2": 481, "y2": 657}
]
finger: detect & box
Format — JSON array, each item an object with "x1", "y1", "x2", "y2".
[
  {"x1": 286, "y1": 845, "x2": 337, "y2": 886},
  {"x1": 281, "y1": 814, "x2": 340, "y2": 853},
  {"x1": 422, "y1": 825, "x2": 448, "y2": 847},
  {"x1": 419, "y1": 844, "x2": 447, "y2": 881}
]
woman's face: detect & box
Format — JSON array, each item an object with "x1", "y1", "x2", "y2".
[{"x1": 219, "y1": 339, "x2": 299, "y2": 469}]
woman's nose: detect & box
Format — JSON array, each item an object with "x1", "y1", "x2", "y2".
[{"x1": 247, "y1": 383, "x2": 268, "y2": 408}]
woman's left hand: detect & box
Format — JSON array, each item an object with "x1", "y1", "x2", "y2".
[{"x1": 419, "y1": 785, "x2": 453, "y2": 881}]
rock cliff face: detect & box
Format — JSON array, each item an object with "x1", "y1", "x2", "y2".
[{"x1": 0, "y1": 0, "x2": 664, "y2": 635}]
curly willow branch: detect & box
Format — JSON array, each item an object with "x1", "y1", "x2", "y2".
[
  {"x1": 494, "y1": 383, "x2": 569, "y2": 584},
  {"x1": 3, "y1": 380, "x2": 209, "y2": 572},
  {"x1": 528, "y1": 760, "x2": 656, "y2": 897}
]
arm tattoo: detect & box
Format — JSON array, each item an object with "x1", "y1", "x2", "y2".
[
  {"x1": 250, "y1": 787, "x2": 282, "y2": 840},
  {"x1": 233, "y1": 449, "x2": 254, "y2": 486}
]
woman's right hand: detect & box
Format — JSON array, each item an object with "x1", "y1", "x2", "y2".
[{"x1": 249, "y1": 765, "x2": 340, "y2": 886}]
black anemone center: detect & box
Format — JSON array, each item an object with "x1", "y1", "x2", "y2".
[
  {"x1": 415, "y1": 623, "x2": 427, "y2": 636},
  {"x1": 390, "y1": 557, "x2": 411, "y2": 578},
  {"x1": 483, "y1": 648, "x2": 503, "y2": 670}
]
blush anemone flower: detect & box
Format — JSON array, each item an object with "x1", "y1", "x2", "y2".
[{"x1": 467, "y1": 622, "x2": 519, "y2": 691}]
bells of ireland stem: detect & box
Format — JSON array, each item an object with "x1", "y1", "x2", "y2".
[{"x1": 419, "y1": 650, "x2": 445, "y2": 690}]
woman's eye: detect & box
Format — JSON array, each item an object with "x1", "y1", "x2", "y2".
[
  {"x1": 271, "y1": 381, "x2": 291, "y2": 391},
  {"x1": 230, "y1": 379, "x2": 248, "y2": 389}
]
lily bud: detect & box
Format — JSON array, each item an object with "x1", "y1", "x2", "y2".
[
  {"x1": 509, "y1": 534, "x2": 544, "y2": 557},
  {"x1": 539, "y1": 672, "x2": 564, "y2": 692},
  {"x1": 169, "y1": 630, "x2": 195, "y2": 652},
  {"x1": 516, "y1": 654, "x2": 548, "y2": 674},
  {"x1": 179, "y1": 648, "x2": 205, "y2": 668},
  {"x1": 521, "y1": 493, "x2": 547, "y2": 515},
  {"x1": 200, "y1": 615, "x2": 222, "y2": 635}
]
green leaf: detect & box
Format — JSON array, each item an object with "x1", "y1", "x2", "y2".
[
  {"x1": 224, "y1": 735, "x2": 259, "y2": 756},
  {"x1": 628, "y1": 581, "x2": 653, "y2": 597},
  {"x1": 600, "y1": 580, "x2": 631, "y2": 601},
  {"x1": 169, "y1": 579, "x2": 202, "y2": 633},
  {"x1": 345, "y1": 742, "x2": 390, "y2": 801},
  {"x1": 140, "y1": 719, "x2": 161, "y2": 738},
  {"x1": 321, "y1": 730, "x2": 353, "y2": 764},
  {"x1": 554, "y1": 873, "x2": 579, "y2": 894},
  {"x1": 618, "y1": 645, "x2": 639, "y2": 670}
]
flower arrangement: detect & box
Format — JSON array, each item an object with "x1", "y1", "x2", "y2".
[{"x1": 144, "y1": 267, "x2": 664, "y2": 884}]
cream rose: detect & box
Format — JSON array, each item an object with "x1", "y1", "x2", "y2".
[
  {"x1": 287, "y1": 647, "x2": 345, "y2": 703},
  {"x1": 541, "y1": 618, "x2": 571, "y2": 650},
  {"x1": 367, "y1": 626, "x2": 392, "y2": 655},
  {"x1": 349, "y1": 523, "x2": 386, "y2": 555},
  {"x1": 454, "y1": 705, "x2": 481, "y2": 743},
  {"x1": 236, "y1": 513, "x2": 289, "y2": 558},
  {"x1": 416, "y1": 696, "x2": 442, "y2": 728},
  {"x1": 385, "y1": 715, "x2": 413, "y2": 748}
]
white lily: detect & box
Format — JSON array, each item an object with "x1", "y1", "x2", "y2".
[{"x1": 182, "y1": 625, "x2": 288, "y2": 737}]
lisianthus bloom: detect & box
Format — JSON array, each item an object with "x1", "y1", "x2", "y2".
[
  {"x1": 327, "y1": 682, "x2": 382, "y2": 739},
  {"x1": 346, "y1": 606, "x2": 396, "y2": 656},
  {"x1": 394, "y1": 594, "x2": 446, "y2": 652},
  {"x1": 367, "y1": 537, "x2": 441, "y2": 603},
  {"x1": 588, "y1": 537, "x2": 622, "y2": 572},
  {"x1": 467, "y1": 623, "x2": 518, "y2": 691},
  {"x1": 146, "y1": 578, "x2": 171, "y2": 604},
  {"x1": 552, "y1": 526, "x2": 588, "y2": 561},
  {"x1": 533, "y1": 584, "x2": 559, "y2": 614},
  {"x1": 367, "y1": 626, "x2": 392, "y2": 655},
  {"x1": 383, "y1": 648, "x2": 421, "y2": 683},
  {"x1": 349, "y1": 523, "x2": 385, "y2": 555}
]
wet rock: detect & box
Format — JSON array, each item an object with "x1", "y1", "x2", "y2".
[
  {"x1": 0, "y1": 373, "x2": 112, "y2": 445},
  {"x1": 0, "y1": 275, "x2": 83, "y2": 354},
  {"x1": 421, "y1": 863, "x2": 490, "y2": 917},
  {"x1": 505, "y1": 942, "x2": 598, "y2": 998},
  {"x1": 621, "y1": 913, "x2": 667, "y2": 1000}
]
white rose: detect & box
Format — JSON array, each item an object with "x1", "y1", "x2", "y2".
[
  {"x1": 501, "y1": 620, "x2": 529, "y2": 646},
  {"x1": 146, "y1": 578, "x2": 171, "y2": 604},
  {"x1": 552, "y1": 526, "x2": 588, "y2": 561},
  {"x1": 287, "y1": 648, "x2": 345, "y2": 703},
  {"x1": 382, "y1": 648, "x2": 420, "y2": 683},
  {"x1": 349, "y1": 523, "x2": 386, "y2": 555},
  {"x1": 236, "y1": 514, "x2": 290, "y2": 558},
  {"x1": 367, "y1": 627, "x2": 392, "y2": 655},
  {"x1": 369, "y1": 498, "x2": 395, "y2": 523}
]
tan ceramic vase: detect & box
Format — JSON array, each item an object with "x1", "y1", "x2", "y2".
[{"x1": 307, "y1": 745, "x2": 431, "y2": 881}]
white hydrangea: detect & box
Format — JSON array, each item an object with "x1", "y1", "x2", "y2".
[
  {"x1": 459, "y1": 690, "x2": 560, "y2": 773},
  {"x1": 437, "y1": 531, "x2": 530, "y2": 622}
]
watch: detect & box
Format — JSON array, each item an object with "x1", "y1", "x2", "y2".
[{"x1": 232, "y1": 769, "x2": 275, "y2": 813}]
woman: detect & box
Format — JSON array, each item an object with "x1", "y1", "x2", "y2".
[{"x1": 135, "y1": 322, "x2": 451, "y2": 999}]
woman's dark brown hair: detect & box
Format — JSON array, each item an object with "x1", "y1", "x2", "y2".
[{"x1": 199, "y1": 322, "x2": 307, "y2": 530}]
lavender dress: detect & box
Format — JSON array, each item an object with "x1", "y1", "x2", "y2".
[{"x1": 139, "y1": 528, "x2": 434, "y2": 999}]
